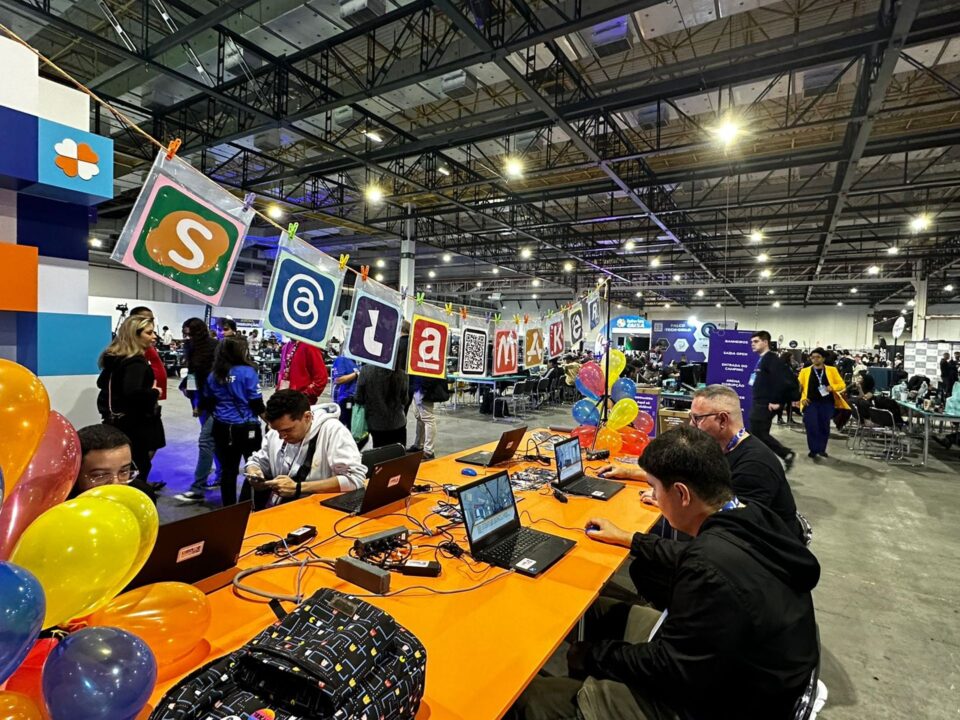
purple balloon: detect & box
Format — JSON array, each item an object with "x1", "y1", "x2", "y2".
[
  {"x1": 42, "y1": 627, "x2": 156, "y2": 720},
  {"x1": 0, "y1": 561, "x2": 45, "y2": 684}
]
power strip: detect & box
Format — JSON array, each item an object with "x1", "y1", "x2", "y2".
[
  {"x1": 335, "y1": 556, "x2": 391, "y2": 594},
  {"x1": 353, "y1": 526, "x2": 409, "y2": 555}
]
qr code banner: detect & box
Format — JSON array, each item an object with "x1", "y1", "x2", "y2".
[{"x1": 459, "y1": 326, "x2": 489, "y2": 376}]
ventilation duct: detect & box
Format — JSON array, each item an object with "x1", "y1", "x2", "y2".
[
  {"x1": 441, "y1": 70, "x2": 478, "y2": 99},
  {"x1": 589, "y1": 17, "x2": 632, "y2": 58},
  {"x1": 339, "y1": 0, "x2": 384, "y2": 25}
]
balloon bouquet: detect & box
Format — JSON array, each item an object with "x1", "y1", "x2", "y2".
[
  {"x1": 0, "y1": 360, "x2": 212, "y2": 720},
  {"x1": 571, "y1": 349, "x2": 656, "y2": 456}
]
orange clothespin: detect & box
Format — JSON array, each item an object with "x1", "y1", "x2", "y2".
[
  {"x1": 360, "y1": 265, "x2": 370, "y2": 281},
  {"x1": 339, "y1": 254, "x2": 350, "y2": 271},
  {"x1": 165, "y1": 138, "x2": 182, "y2": 160},
  {"x1": 523, "y1": 313, "x2": 530, "y2": 324},
  {"x1": 459, "y1": 306, "x2": 468, "y2": 320}
]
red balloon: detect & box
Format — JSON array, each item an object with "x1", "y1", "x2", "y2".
[
  {"x1": 569, "y1": 425, "x2": 597, "y2": 448},
  {"x1": 3, "y1": 638, "x2": 57, "y2": 710},
  {"x1": 619, "y1": 426, "x2": 650, "y2": 456},
  {"x1": 577, "y1": 362, "x2": 605, "y2": 399},
  {"x1": 634, "y1": 410, "x2": 655, "y2": 435},
  {"x1": 0, "y1": 413, "x2": 80, "y2": 560}
]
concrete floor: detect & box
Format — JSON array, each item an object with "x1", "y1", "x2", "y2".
[{"x1": 148, "y1": 385, "x2": 960, "y2": 719}]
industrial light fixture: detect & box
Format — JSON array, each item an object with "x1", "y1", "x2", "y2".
[
  {"x1": 442, "y1": 253, "x2": 452, "y2": 263},
  {"x1": 688, "y1": 315, "x2": 698, "y2": 324},
  {"x1": 772, "y1": 301, "x2": 781, "y2": 308},
  {"x1": 673, "y1": 274, "x2": 681, "y2": 281},
  {"x1": 711, "y1": 115, "x2": 743, "y2": 148},
  {"x1": 475, "y1": 281, "x2": 482, "y2": 287},
  {"x1": 650, "y1": 257, "x2": 661, "y2": 268},
  {"x1": 375, "y1": 273, "x2": 384, "y2": 282},
  {"x1": 837, "y1": 301, "x2": 843, "y2": 307},
  {"x1": 624, "y1": 240, "x2": 637, "y2": 250},
  {"x1": 909, "y1": 214, "x2": 930, "y2": 233},
  {"x1": 887, "y1": 246, "x2": 899, "y2": 255},
  {"x1": 695, "y1": 289, "x2": 705, "y2": 297},
  {"x1": 760, "y1": 269, "x2": 772, "y2": 278},
  {"x1": 850, "y1": 287, "x2": 858, "y2": 294},
  {"x1": 428, "y1": 270, "x2": 437, "y2": 278},
  {"x1": 375, "y1": 258, "x2": 385, "y2": 268},
  {"x1": 616, "y1": 304, "x2": 622, "y2": 309},
  {"x1": 492, "y1": 268, "x2": 500, "y2": 275},
  {"x1": 907, "y1": 299, "x2": 916, "y2": 306},
  {"x1": 635, "y1": 291, "x2": 643, "y2": 297},
  {"x1": 267, "y1": 204, "x2": 284, "y2": 220},
  {"x1": 426, "y1": 284, "x2": 432, "y2": 290},
  {"x1": 900, "y1": 309, "x2": 907, "y2": 315},
  {"x1": 757, "y1": 253, "x2": 768, "y2": 262},
  {"x1": 767, "y1": 289, "x2": 775, "y2": 295},
  {"x1": 946, "y1": 284, "x2": 955, "y2": 292},
  {"x1": 664, "y1": 303, "x2": 671, "y2": 309},
  {"x1": 504, "y1": 157, "x2": 523, "y2": 178},
  {"x1": 563, "y1": 261, "x2": 573, "y2": 272},
  {"x1": 715, "y1": 302, "x2": 722, "y2": 308},
  {"x1": 867, "y1": 265, "x2": 879, "y2": 275},
  {"x1": 437, "y1": 166, "x2": 451, "y2": 176},
  {"x1": 749, "y1": 230, "x2": 763, "y2": 243},
  {"x1": 532, "y1": 293, "x2": 539, "y2": 299},
  {"x1": 364, "y1": 185, "x2": 384, "y2": 203},
  {"x1": 520, "y1": 247, "x2": 532, "y2": 259},
  {"x1": 532, "y1": 279, "x2": 541, "y2": 287},
  {"x1": 363, "y1": 129, "x2": 383, "y2": 143},
  {"x1": 89, "y1": 238, "x2": 103, "y2": 248}
]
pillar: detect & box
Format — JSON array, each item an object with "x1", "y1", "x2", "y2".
[
  {"x1": 912, "y1": 274, "x2": 928, "y2": 341},
  {"x1": 400, "y1": 202, "x2": 416, "y2": 319}
]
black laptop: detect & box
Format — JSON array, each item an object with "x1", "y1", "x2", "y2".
[
  {"x1": 321, "y1": 452, "x2": 422, "y2": 515},
  {"x1": 458, "y1": 471, "x2": 575, "y2": 577},
  {"x1": 456, "y1": 426, "x2": 527, "y2": 467},
  {"x1": 552, "y1": 437, "x2": 624, "y2": 501},
  {"x1": 125, "y1": 501, "x2": 251, "y2": 593}
]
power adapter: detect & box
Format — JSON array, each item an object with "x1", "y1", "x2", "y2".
[
  {"x1": 255, "y1": 525, "x2": 318, "y2": 554},
  {"x1": 586, "y1": 449, "x2": 610, "y2": 461},
  {"x1": 335, "y1": 556, "x2": 391, "y2": 594},
  {"x1": 399, "y1": 560, "x2": 442, "y2": 577}
]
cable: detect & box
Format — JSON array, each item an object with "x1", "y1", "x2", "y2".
[
  {"x1": 346, "y1": 569, "x2": 514, "y2": 599},
  {"x1": 520, "y1": 510, "x2": 585, "y2": 533},
  {"x1": 232, "y1": 557, "x2": 336, "y2": 603}
]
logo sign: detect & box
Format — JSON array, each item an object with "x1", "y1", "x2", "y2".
[
  {"x1": 587, "y1": 297, "x2": 601, "y2": 330},
  {"x1": 121, "y1": 177, "x2": 246, "y2": 304},
  {"x1": 788, "y1": 340, "x2": 798, "y2": 349},
  {"x1": 264, "y1": 250, "x2": 340, "y2": 346},
  {"x1": 524, "y1": 328, "x2": 544, "y2": 367},
  {"x1": 547, "y1": 319, "x2": 564, "y2": 358},
  {"x1": 459, "y1": 327, "x2": 489, "y2": 376},
  {"x1": 37, "y1": 118, "x2": 114, "y2": 203},
  {"x1": 569, "y1": 308, "x2": 584, "y2": 344},
  {"x1": 176, "y1": 541, "x2": 205, "y2": 563},
  {"x1": 892, "y1": 315, "x2": 906, "y2": 339},
  {"x1": 493, "y1": 328, "x2": 518, "y2": 376},
  {"x1": 408, "y1": 314, "x2": 450, "y2": 378},
  {"x1": 344, "y1": 289, "x2": 402, "y2": 369}
]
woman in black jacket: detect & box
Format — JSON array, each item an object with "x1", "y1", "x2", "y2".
[
  {"x1": 175, "y1": 317, "x2": 220, "y2": 503},
  {"x1": 97, "y1": 315, "x2": 165, "y2": 481},
  {"x1": 355, "y1": 364, "x2": 409, "y2": 448}
]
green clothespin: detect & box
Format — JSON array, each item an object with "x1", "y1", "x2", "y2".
[{"x1": 287, "y1": 222, "x2": 299, "y2": 240}]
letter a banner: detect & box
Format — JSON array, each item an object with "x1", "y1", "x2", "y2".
[
  {"x1": 112, "y1": 151, "x2": 254, "y2": 305},
  {"x1": 343, "y1": 275, "x2": 403, "y2": 369},
  {"x1": 263, "y1": 235, "x2": 345, "y2": 348},
  {"x1": 524, "y1": 324, "x2": 545, "y2": 368},
  {"x1": 493, "y1": 322, "x2": 519, "y2": 376},
  {"x1": 408, "y1": 303, "x2": 450, "y2": 378}
]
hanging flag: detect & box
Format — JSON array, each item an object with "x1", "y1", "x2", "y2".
[
  {"x1": 524, "y1": 324, "x2": 545, "y2": 368},
  {"x1": 112, "y1": 151, "x2": 254, "y2": 305},
  {"x1": 569, "y1": 304, "x2": 584, "y2": 345},
  {"x1": 547, "y1": 316, "x2": 565, "y2": 359},
  {"x1": 459, "y1": 316, "x2": 490, "y2": 377},
  {"x1": 408, "y1": 304, "x2": 451, "y2": 379},
  {"x1": 493, "y1": 325, "x2": 519, "y2": 376},
  {"x1": 585, "y1": 292, "x2": 602, "y2": 332},
  {"x1": 343, "y1": 274, "x2": 404, "y2": 369},
  {"x1": 263, "y1": 235, "x2": 345, "y2": 348}
]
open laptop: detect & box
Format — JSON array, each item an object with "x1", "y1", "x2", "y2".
[
  {"x1": 456, "y1": 426, "x2": 528, "y2": 467},
  {"x1": 553, "y1": 436, "x2": 624, "y2": 501},
  {"x1": 125, "y1": 501, "x2": 251, "y2": 593},
  {"x1": 458, "y1": 471, "x2": 575, "y2": 577},
  {"x1": 321, "y1": 451, "x2": 422, "y2": 515}
]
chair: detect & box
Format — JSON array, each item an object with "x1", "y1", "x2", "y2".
[
  {"x1": 865, "y1": 407, "x2": 909, "y2": 461},
  {"x1": 533, "y1": 377, "x2": 551, "y2": 409},
  {"x1": 493, "y1": 381, "x2": 527, "y2": 422},
  {"x1": 361, "y1": 443, "x2": 405, "y2": 478},
  {"x1": 548, "y1": 375, "x2": 564, "y2": 405},
  {"x1": 792, "y1": 626, "x2": 827, "y2": 720}
]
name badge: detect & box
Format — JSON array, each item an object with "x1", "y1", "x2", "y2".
[
  {"x1": 185, "y1": 373, "x2": 197, "y2": 391},
  {"x1": 748, "y1": 372, "x2": 756, "y2": 387},
  {"x1": 818, "y1": 385, "x2": 831, "y2": 397}
]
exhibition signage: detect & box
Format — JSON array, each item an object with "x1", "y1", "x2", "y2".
[
  {"x1": 459, "y1": 320, "x2": 490, "y2": 376},
  {"x1": 408, "y1": 311, "x2": 450, "y2": 379},
  {"x1": 547, "y1": 317, "x2": 564, "y2": 359},
  {"x1": 705, "y1": 330, "x2": 755, "y2": 420},
  {"x1": 651, "y1": 319, "x2": 712, "y2": 364},
  {"x1": 524, "y1": 326, "x2": 544, "y2": 368},
  {"x1": 569, "y1": 306, "x2": 584, "y2": 345},
  {"x1": 343, "y1": 276, "x2": 403, "y2": 370},
  {"x1": 493, "y1": 327, "x2": 519, "y2": 376},
  {"x1": 635, "y1": 392, "x2": 659, "y2": 438}
]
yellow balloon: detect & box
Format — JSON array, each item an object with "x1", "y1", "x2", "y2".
[
  {"x1": 0, "y1": 360, "x2": 49, "y2": 500},
  {"x1": 603, "y1": 350, "x2": 627, "y2": 387},
  {"x1": 595, "y1": 427, "x2": 623, "y2": 454},
  {"x1": 10, "y1": 497, "x2": 140, "y2": 628},
  {"x1": 607, "y1": 398, "x2": 639, "y2": 430},
  {"x1": 83, "y1": 484, "x2": 159, "y2": 595}
]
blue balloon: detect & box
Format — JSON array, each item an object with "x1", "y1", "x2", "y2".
[
  {"x1": 611, "y1": 377, "x2": 637, "y2": 403},
  {"x1": 572, "y1": 399, "x2": 601, "y2": 426},
  {"x1": 0, "y1": 562, "x2": 45, "y2": 684},
  {"x1": 575, "y1": 376, "x2": 600, "y2": 401},
  {"x1": 42, "y1": 627, "x2": 156, "y2": 720}
]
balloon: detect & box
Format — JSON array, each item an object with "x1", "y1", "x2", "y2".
[
  {"x1": 0, "y1": 691, "x2": 42, "y2": 720},
  {"x1": 634, "y1": 410, "x2": 655, "y2": 435},
  {"x1": 595, "y1": 427, "x2": 623, "y2": 454},
  {"x1": 607, "y1": 398, "x2": 639, "y2": 431},
  {"x1": 81, "y1": 485, "x2": 159, "y2": 596},
  {"x1": 0, "y1": 360, "x2": 50, "y2": 500},
  {"x1": 42, "y1": 627, "x2": 156, "y2": 720},
  {"x1": 603, "y1": 349, "x2": 627, "y2": 387},
  {"x1": 571, "y1": 399, "x2": 601, "y2": 427},
  {"x1": 610, "y1": 377, "x2": 637, "y2": 403},
  {"x1": 4, "y1": 639, "x2": 57, "y2": 711},
  {"x1": 570, "y1": 425, "x2": 597, "y2": 449},
  {"x1": 87, "y1": 583, "x2": 211, "y2": 667},
  {"x1": 0, "y1": 413, "x2": 81, "y2": 560},
  {"x1": 575, "y1": 376, "x2": 599, "y2": 401},
  {"x1": 577, "y1": 361, "x2": 605, "y2": 398},
  {"x1": 618, "y1": 426, "x2": 650, "y2": 456},
  {"x1": 10, "y1": 498, "x2": 140, "y2": 628},
  {"x1": 0, "y1": 563, "x2": 44, "y2": 684}
]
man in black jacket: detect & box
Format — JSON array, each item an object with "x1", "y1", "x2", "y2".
[
  {"x1": 749, "y1": 330, "x2": 796, "y2": 469},
  {"x1": 509, "y1": 425, "x2": 820, "y2": 720}
]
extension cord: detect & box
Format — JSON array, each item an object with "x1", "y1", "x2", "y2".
[{"x1": 334, "y1": 556, "x2": 391, "y2": 594}]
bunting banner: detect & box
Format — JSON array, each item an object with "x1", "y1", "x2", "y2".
[
  {"x1": 343, "y1": 275, "x2": 404, "y2": 369},
  {"x1": 546, "y1": 314, "x2": 565, "y2": 359},
  {"x1": 569, "y1": 304, "x2": 584, "y2": 345},
  {"x1": 112, "y1": 151, "x2": 255, "y2": 305},
  {"x1": 263, "y1": 235, "x2": 345, "y2": 347},
  {"x1": 584, "y1": 291, "x2": 602, "y2": 332},
  {"x1": 408, "y1": 302, "x2": 451, "y2": 379},
  {"x1": 492, "y1": 318, "x2": 519, "y2": 377},
  {"x1": 523, "y1": 321, "x2": 545, "y2": 368},
  {"x1": 458, "y1": 315, "x2": 490, "y2": 377}
]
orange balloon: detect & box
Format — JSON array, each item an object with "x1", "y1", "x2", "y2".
[
  {"x1": 86, "y1": 582, "x2": 211, "y2": 667},
  {"x1": 618, "y1": 426, "x2": 650, "y2": 456},
  {"x1": 595, "y1": 427, "x2": 623, "y2": 454},
  {"x1": 0, "y1": 360, "x2": 49, "y2": 500},
  {"x1": 0, "y1": 691, "x2": 42, "y2": 720}
]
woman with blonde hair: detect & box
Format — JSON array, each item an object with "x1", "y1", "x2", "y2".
[{"x1": 96, "y1": 315, "x2": 166, "y2": 481}]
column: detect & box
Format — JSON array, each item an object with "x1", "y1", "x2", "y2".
[
  {"x1": 400, "y1": 203, "x2": 416, "y2": 319},
  {"x1": 912, "y1": 274, "x2": 928, "y2": 341}
]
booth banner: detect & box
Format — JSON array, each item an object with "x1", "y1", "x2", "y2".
[
  {"x1": 651, "y1": 319, "x2": 712, "y2": 364},
  {"x1": 343, "y1": 276, "x2": 403, "y2": 369},
  {"x1": 546, "y1": 316, "x2": 565, "y2": 359},
  {"x1": 706, "y1": 330, "x2": 755, "y2": 420},
  {"x1": 458, "y1": 316, "x2": 490, "y2": 377},
  {"x1": 523, "y1": 323, "x2": 545, "y2": 368},
  {"x1": 263, "y1": 236, "x2": 345, "y2": 348},
  {"x1": 493, "y1": 324, "x2": 519, "y2": 376},
  {"x1": 636, "y1": 392, "x2": 659, "y2": 438},
  {"x1": 569, "y1": 305, "x2": 584, "y2": 345},
  {"x1": 408, "y1": 303, "x2": 451, "y2": 378},
  {"x1": 112, "y1": 152, "x2": 254, "y2": 305},
  {"x1": 583, "y1": 292, "x2": 602, "y2": 332}
]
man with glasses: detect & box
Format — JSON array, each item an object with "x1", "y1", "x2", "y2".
[{"x1": 70, "y1": 425, "x2": 156, "y2": 501}]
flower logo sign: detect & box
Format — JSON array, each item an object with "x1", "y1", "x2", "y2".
[{"x1": 54, "y1": 138, "x2": 100, "y2": 181}]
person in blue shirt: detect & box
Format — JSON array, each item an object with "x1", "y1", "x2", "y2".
[
  {"x1": 205, "y1": 337, "x2": 267, "y2": 507},
  {"x1": 331, "y1": 354, "x2": 361, "y2": 429}
]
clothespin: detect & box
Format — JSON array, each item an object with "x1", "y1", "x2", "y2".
[
  {"x1": 286, "y1": 222, "x2": 299, "y2": 240},
  {"x1": 165, "y1": 138, "x2": 182, "y2": 160},
  {"x1": 401, "y1": 286, "x2": 408, "y2": 302},
  {"x1": 444, "y1": 302, "x2": 454, "y2": 316},
  {"x1": 338, "y1": 254, "x2": 350, "y2": 271},
  {"x1": 459, "y1": 306, "x2": 468, "y2": 320},
  {"x1": 523, "y1": 313, "x2": 530, "y2": 324},
  {"x1": 494, "y1": 313, "x2": 501, "y2": 323},
  {"x1": 415, "y1": 292, "x2": 425, "y2": 305},
  {"x1": 485, "y1": 312, "x2": 492, "y2": 323},
  {"x1": 360, "y1": 265, "x2": 370, "y2": 282},
  {"x1": 242, "y1": 193, "x2": 255, "y2": 212},
  {"x1": 512, "y1": 314, "x2": 521, "y2": 325}
]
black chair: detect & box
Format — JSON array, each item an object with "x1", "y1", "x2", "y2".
[
  {"x1": 360, "y1": 443, "x2": 405, "y2": 478},
  {"x1": 792, "y1": 626, "x2": 824, "y2": 720}
]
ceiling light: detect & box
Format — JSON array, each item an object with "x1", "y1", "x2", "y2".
[
  {"x1": 475, "y1": 281, "x2": 482, "y2": 287},
  {"x1": 946, "y1": 284, "x2": 955, "y2": 292},
  {"x1": 907, "y1": 299, "x2": 915, "y2": 306},
  {"x1": 688, "y1": 315, "x2": 698, "y2": 324},
  {"x1": 363, "y1": 130, "x2": 383, "y2": 143},
  {"x1": 664, "y1": 303, "x2": 671, "y2": 309},
  {"x1": 749, "y1": 230, "x2": 763, "y2": 243},
  {"x1": 760, "y1": 269, "x2": 772, "y2": 278},
  {"x1": 850, "y1": 287, "x2": 858, "y2": 294},
  {"x1": 442, "y1": 253, "x2": 452, "y2": 263},
  {"x1": 426, "y1": 284, "x2": 432, "y2": 290},
  {"x1": 715, "y1": 302, "x2": 722, "y2": 308},
  {"x1": 532, "y1": 293, "x2": 538, "y2": 299},
  {"x1": 492, "y1": 268, "x2": 499, "y2": 275},
  {"x1": 767, "y1": 289, "x2": 775, "y2": 295},
  {"x1": 772, "y1": 301, "x2": 781, "y2": 308},
  {"x1": 616, "y1": 304, "x2": 622, "y2": 309},
  {"x1": 635, "y1": 291, "x2": 643, "y2": 297},
  {"x1": 887, "y1": 246, "x2": 899, "y2": 255},
  {"x1": 520, "y1": 247, "x2": 532, "y2": 259},
  {"x1": 867, "y1": 265, "x2": 879, "y2": 275},
  {"x1": 374, "y1": 273, "x2": 384, "y2": 282},
  {"x1": 267, "y1": 204, "x2": 284, "y2": 220},
  {"x1": 532, "y1": 279, "x2": 541, "y2": 287},
  {"x1": 673, "y1": 274, "x2": 681, "y2": 281},
  {"x1": 711, "y1": 116, "x2": 743, "y2": 148},
  {"x1": 563, "y1": 261, "x2": 573, "y2": 272},
  {"x1": 364, "y1": 185, "x2": 384, "y2": 203},
  {"x1": 900, "y1": 309, "x2": 907, "y2": 315},
  {"x1": 757, "y1": 253, "x2": 768, "y2": 262},
  {"x1": 504, "y1": 157, "x2": 523, "y2": 178},
  {"x1": 909, "y1": 214, "x2": 930, "y2": 233},
  {"x1": 650, "y1": 257, "x2": 661, "y2": 268},
  {"x1": 428, "y1": 270, "x2": 436, "y2": 278},
  {"x1": 695, "y1": 289, "x2": 705, "y2": 297},
  {"x1": 837, "y1": 301, "x2": 843, "y2": 307},
  {"x1": 375, "y1": 258, "x2": 385, "y2": 268},
  {"x1": 89, "y1": 238, "x2": 103, "y2": 248},
  {"x1": 437, "y1": 166, "x2": 451, "y2": 176},
  {"x1": 624, "y1": 240, "x2": 636, "y2": 250}
]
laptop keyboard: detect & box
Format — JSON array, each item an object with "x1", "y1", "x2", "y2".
[
  {"x1": 568, "y1": 477, "x2": 612, "y2": 495},
  {"x1": 325, "y1": 488, "x2": 365, "y2": 513},
  {"x1": 484, "y1": 527, "x2": 548, "y2": 565}
]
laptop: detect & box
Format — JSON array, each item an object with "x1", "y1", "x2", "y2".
[
  {"x1": 125, "y1": 501, "x2": 251, "y2": 593},
  {"x1": 321, "y1": 451, "x2": 422, "y2": 514},
  {"x1": 458, "y1": 471, "x2": 575, "y2": 577},
  {"x1": 552, "y1": 436, "x2": 624, "y2": 501},
  {"x1": 456, "y1": 426, "x2": 528, "y2": 467}
]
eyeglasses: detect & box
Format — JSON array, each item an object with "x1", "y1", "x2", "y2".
[
  {"x1": 690, "y1": 412, "x2": 722, "y2": 426},
  {"x1": 84, "y1": 463, "x2": 139, "y2": 487}
]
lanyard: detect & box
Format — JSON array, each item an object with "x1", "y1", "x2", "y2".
[
  {"x1": 724, "y1": 428, "x2": 747, "y2": 454},
  {"x1": 719, "y1": 496, "x2": 741, "y2": 513},
  {"x1": 814, "y1": 367, "x2": 827, "y2": 385}
]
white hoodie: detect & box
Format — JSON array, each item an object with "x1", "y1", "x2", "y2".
[{"x1": 248, "y1": 403, "x2": 366, "y2": 491}]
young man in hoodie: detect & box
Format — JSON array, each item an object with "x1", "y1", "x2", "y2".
[
  {"x1": 509, "y1": 424, "x2": 820, "y2": 720},
  {"x1": 244, "y1": 390, "x2": 365, "y2": 502}
]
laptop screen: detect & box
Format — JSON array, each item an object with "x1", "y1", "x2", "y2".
[
  {"x1": 554, "y1": 437, "x2": 583, "y2": 486},
  {"x1": 460, "y1": 472, "x2": 518, "y2": 546}
]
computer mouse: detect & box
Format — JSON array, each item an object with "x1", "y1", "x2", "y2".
[
  {"x1": 585, "y1": 522, "x2": 601, "y2": 533},
  {"x1": 461, "y1": 468, "x2": 478, "y2": 477}
]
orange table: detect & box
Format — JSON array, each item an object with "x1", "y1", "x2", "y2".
[{"x1": 147, "y1": 429, "x2": 658, "y2": 720}]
